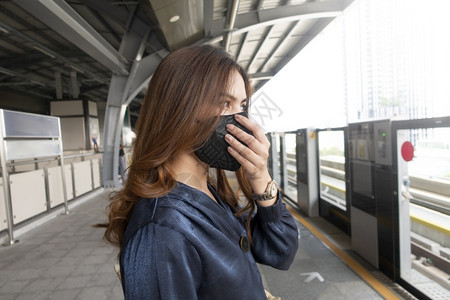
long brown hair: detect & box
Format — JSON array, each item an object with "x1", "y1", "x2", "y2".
[{"x1": 103, "y1": 45, "x2": 255, "y2": 249}]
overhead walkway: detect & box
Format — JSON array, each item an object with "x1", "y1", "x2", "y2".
[{"x1": 0, "y1": 189, "x2": 416, "y2": 299}]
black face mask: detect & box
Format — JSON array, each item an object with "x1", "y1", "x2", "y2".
[{"x1": 194, "y1": 111, "x2": 253, "y2": 171}]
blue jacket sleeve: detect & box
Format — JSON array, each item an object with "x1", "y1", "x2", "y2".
[
  {"x1": 121, "y1": 223, "x2": 202, "y2": 299},
  {"x1": 250, "y1": 193, "x2": 299, "y2": 270}
]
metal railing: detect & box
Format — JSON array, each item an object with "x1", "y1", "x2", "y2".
[{"x1": 0, "y1": 152, "x2": 102, "y2": 245}]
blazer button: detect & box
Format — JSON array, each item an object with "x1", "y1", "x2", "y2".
[{"x1": 239, "y1": 236, "x2": 249, "y2": 252}]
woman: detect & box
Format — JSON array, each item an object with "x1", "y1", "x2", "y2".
[
  {"x1": 118, "y1": 143, "x2": 128, "y2": 183},
  {"x1": 104, "y1": 45, "x2": 298, "y2": 299}
]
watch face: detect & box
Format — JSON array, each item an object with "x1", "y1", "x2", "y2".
[
  {"x1": 270, "y1": 181, "x2": 278, "y2": 197},
  {"x1": 254, "y1": 180, "x2": 278, "y2": 200}
]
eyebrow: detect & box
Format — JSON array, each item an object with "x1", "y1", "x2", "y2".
[{"x1": 220, "y1": 93, "x2": 248, "y2": 102}]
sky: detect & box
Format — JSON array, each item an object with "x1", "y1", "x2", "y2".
[
  {"x1": 251, "y1": 0, "x2": 450, "y2": 133},
  {"x1": 250, "y1": 16, "x2": 345, "y2": 133}
]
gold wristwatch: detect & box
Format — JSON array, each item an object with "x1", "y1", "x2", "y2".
[{"x1": 253, "y1": 180, "x2": 278, "y2": 201}]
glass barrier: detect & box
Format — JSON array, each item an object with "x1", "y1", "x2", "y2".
[
  {"x1": 317, "y1": 130, "x2": 347, "y2": 211},
  {"x1": 284, "y1": 133, "x2": 297, "y2": 200},
  {"x1": 397, "y1": 126, "x2": 450, "y2": 299},
  {"x1": 275, "y1": 133, "x2": 281, "y2": 186}
]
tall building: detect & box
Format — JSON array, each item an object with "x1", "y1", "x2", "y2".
[{"x1": 342, "y1": 0, "x2": 447, "y2": 122}]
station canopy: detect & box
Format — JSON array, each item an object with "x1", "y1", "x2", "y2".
[{"x1": 0, "y1": 0, "x2": 353, "y2": 127}]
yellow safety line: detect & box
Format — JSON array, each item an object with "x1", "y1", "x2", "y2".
[
  {"x1": 410, "y1": 214, "x2": 450, "y2": 235},
  {"x1": 287, "y1": 207, "x2": 400, "y2": 300}
]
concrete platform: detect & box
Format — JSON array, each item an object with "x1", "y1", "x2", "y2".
[
  {"x1": 0, "y1": 189, "x2": 122, "y2": 300},
  {"x1": 258, "y1": 219, "x2": 382, "y2": 300},
  {"x1": 0, "y1": 189, "x2": 412, "y2": 299}
]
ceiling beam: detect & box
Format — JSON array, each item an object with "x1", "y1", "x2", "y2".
[
  {"x1": 209, "y1": 0, "x2": 350, "y2": 40},
  {"x1": 0, "y1": 4, "x2": 68, "y2": 50},
  {"x1": 256, "y1": 20, "x2": 300, "y2": 73},
  {"x1": 0, "y1": 82, "x2": 36, "y2": 87},
  {"x1": 253, "y1": 79, "x2": 269, "y2": 92},
  {"x1": 0, "y1": 53, "x2": 58, "y2": 69},
  {"x1": 203, "y1": 0, "x2": 214, "y2": 37},
  {"x1": 13, "y1": 0, "x2": 129, "y2": 75},
  {"x1": 79, "y1": 0, "x2": 164, "y2": 52},
  {"x1": 249, "y1": 72, "x2": 274, "y2": 81},
  {"x1": 235, "y1": 32, "x2": 249, "y2": 62},
  {"x1": 246, "y1": 25, "x2": 276, "y2": 72},
  {"x1": 0, "y1": 40, "x2": 20, "y2": 56},
  {"x1": 0, "y1": 20, "x2": 108, "y2": 85},
  {"x1": 223, "y1": 0, "x2": 240, "y2": 52},
  {"x1": 86, "y1": 6, "x2": 122, "y2": 46},
  {"x1": 0, "y1": 66, "x2": 51, "y2": 88}
]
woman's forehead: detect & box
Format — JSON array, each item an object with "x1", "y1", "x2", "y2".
[{"x1": 227, "y1": 71, "x2": 247, "y2": 100}]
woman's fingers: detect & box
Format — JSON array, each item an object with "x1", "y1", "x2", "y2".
[
  {"x1": 225, "y1": 114, "x2": 271, "y2": 177},
  {"x1": 225, "y1": 115, "x2": 269, "y2": 156},
  {"x1": 234, "y1": 114, "x2": 270, "y2": 148},
  {"x1": 226, "y1": 142, "x2": 257, "y2": 172},
  {"x1": 225, "y1": 133, "x2": 260, "y2": 170},
  {"x1": 226, "y1": 124, "x2": 262, "y2": 156}
]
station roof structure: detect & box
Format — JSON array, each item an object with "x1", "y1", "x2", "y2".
[{"x1": 0, "y1": 0, "x2": 353, "y2": 127}]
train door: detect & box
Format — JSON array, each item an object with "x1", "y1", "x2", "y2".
[
  {"x1": 393, "y1": 117, "x2": 450, "y2": 300},
  {"x1": 348, "y1": 121, "x2": 378, "y2": 267},
  {"x1": 280, "y1": 129, "x2": 319, "y2": 217},
  {"x1": 316, "y1": 127, "x2": 351, "y2": 234},
  {"x1": 296, "y1": 128, "x2": 318, "y2": 217},
  {"x1": 347, "y1": 120, "x2": 394, "y2": 271}
]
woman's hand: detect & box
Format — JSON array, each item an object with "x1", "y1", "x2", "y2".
[{"x1": 225, "y1": 114, "x2": 276, "y2": 206}]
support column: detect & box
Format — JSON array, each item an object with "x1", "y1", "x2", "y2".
[{"x1": 102, "y1": 21, "x2": 168, "y2": 187}]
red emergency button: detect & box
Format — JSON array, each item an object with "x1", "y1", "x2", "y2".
[{"x1": 401, "y1": 141, "x2": 414, "y2": 162}]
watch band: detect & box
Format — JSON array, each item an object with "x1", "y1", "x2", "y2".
[{"x1": 253, "y1": 180, "x2": 278, "y2": 201}]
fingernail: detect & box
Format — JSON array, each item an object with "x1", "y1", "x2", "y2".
[
  {"x1": 225, "y1": 134, "x2": 232, "y2": 141},
  {"x1": 226, "y1": 124, "x2": 234, "y2": 130}
]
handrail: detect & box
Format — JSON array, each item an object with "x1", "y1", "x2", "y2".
[
  {"x1": 64, "y1": 152, "x2": 98, "y2": 159},
  {"x1": 4, "y1": 152, "x2": 99, "y2": 167},
  {"x1": 6, "y1": 157, "x2": 58, "y2": 167}
]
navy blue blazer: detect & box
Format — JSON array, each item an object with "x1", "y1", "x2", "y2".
[{"x1": 120, "y1": 182, "x2": 298, "y2": 299}]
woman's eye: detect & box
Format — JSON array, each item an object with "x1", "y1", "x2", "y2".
[
  {"x1": 241, "y1": 100, "x2": 249, "y2": 111},
  {"x1": 223, "y1": 101, "x2": 230, "y2": 109}
]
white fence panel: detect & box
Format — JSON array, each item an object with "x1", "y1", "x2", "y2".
[
  {"x1": 10, "y1": 170, "x2": 47, "y2": 224},
  {"x1": 73, "y1": 161, "x2": 92, "y2": 197},
  {"x1": 0, "y1": 181, "x2": 7, "y2": 231},
  {"x1": 46, "y1": 165, "x2": 75, "y2": 208},
  {"x1": 92, "y1": 159, "x2": 101, "y2": 188},
  {"x1": 47, "y1": 166, "x2": 65, "y2": 208},
  {"x1": 64, "y1": 164, "x2": 74, "y2": 201}
]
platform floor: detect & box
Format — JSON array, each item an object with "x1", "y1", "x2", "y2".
[
  {"x1": 0, "y1": 189, "x2": 415, "y2": 299},
  {"x1": 259, "y1": 220, "x2": 381, "y2": 300}
]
